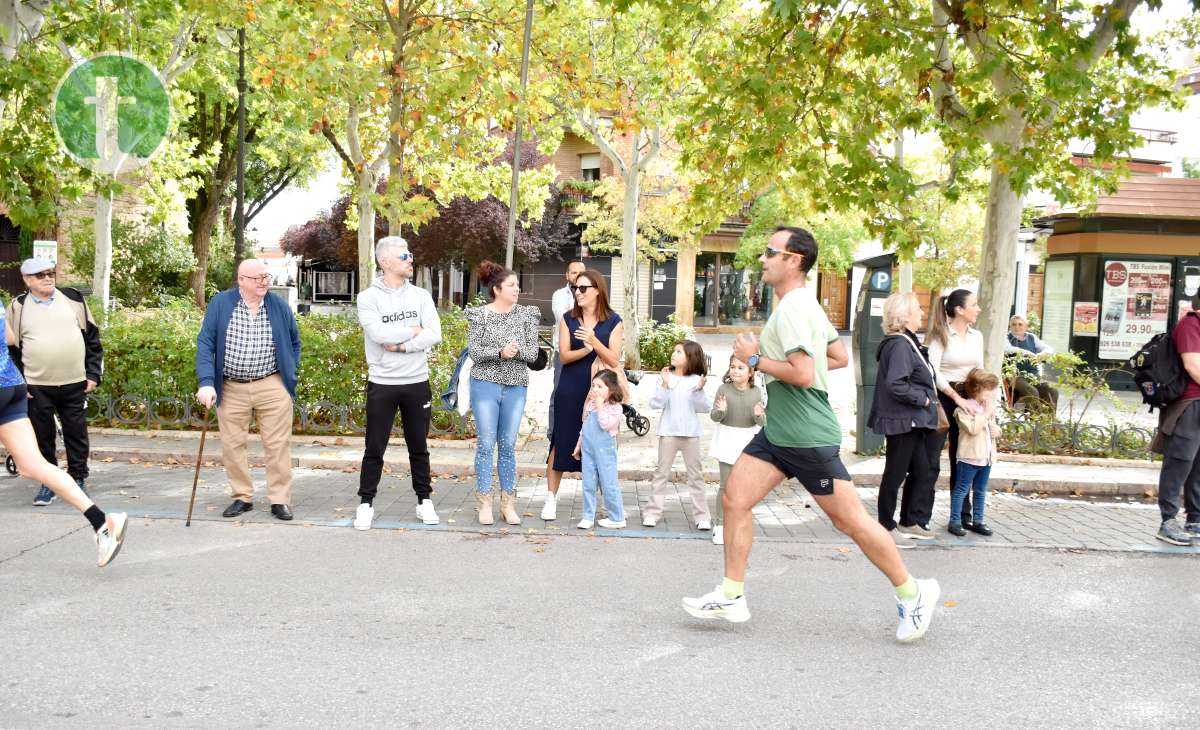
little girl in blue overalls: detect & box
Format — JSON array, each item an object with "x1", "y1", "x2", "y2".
[{"x1": 572, "y1": 369, "x2": 626, "y2": 530}]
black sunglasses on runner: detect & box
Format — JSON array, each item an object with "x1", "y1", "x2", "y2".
[{"x1": 762, "y1": 246, "x2": 801, "y2": 259}]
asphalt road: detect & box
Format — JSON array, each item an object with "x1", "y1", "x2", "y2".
[{"x1": 1, "y1": 511, "x2": 1196, "y2": 729}]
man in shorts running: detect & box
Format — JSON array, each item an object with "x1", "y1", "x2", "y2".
[{"x1": 682, "y1": 226, "x2": 939, "y2": 643}]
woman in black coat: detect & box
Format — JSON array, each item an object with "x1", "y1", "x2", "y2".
[{"x1": 867, "y1": 292, "x2": 940, "y2": 542}]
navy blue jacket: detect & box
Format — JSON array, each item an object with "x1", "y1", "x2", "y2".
[
  {"x1": 867, "y1": 331, "x2": 938, "y2": 435},
  {"x1": 195, "y1": 288, "x2": 301, "y2": 406}
]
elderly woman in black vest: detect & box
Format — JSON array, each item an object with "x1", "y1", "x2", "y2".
[{"x1": 868, "y1": 292, "x2": 940, "y2": 544}]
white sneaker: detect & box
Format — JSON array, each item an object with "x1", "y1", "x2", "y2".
[
  {"x1": 540, "y1": 493, "x2": 557, "y2": 521},
  {"x1": 415, "y1": 499, "x2": 439, "y2": 525},
  {"x1": 577, "y1": 518, "x2": 594, "y2": 529},
  {"x1": 642, "y1": 514, "x2": 658, "y2": 527},
  {"x1": 712, "y1": 525, "x2": 724, "y2": 545},
  {"x1": 353, "y1": 503, "x2": 374, "y2": 531},
  {"x1": 597, "y1": 518, "x2": 626, "y2": 529},
  {"x1": 95, "y1": 512, "x2": 128, "y2": 567},
  {"x1": 682, "y1": 585, "x2": 750, "y2": 623},
  {"x1": 697, "y1": 519, "x2": 712, "y2": 531},
  {"x1": 895, "y1": 578, "x2": 940, "y2": 643}
]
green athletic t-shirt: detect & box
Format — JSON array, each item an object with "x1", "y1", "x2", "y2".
[{"x1": 760, "y1": 286, "x2": 842, "y2": 448}]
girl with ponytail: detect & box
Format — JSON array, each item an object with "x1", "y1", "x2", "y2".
[{"x1": 925, "y1": 288, "x2": 985, "y2": 530}]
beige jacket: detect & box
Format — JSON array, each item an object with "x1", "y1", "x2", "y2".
[{"x1": 955, "y1": 403, "x2": 997, "y2": 463}]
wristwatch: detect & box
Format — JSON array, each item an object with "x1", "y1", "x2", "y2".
[{"x1": 747, "y1": 353, "x2": 760, "y2": 369}]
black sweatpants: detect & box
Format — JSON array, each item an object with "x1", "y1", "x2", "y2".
[
  {"x1": 359, "y1": 380, "x2": 432, "y2": 503},
  {"x1": 28, "y1": 381, "x2": 90, "y2": 481},
  {"x1": 1158, "y1": 400, "x2": 1200, "y2": 524},
  {"x1": 877, "y1": 428, "x2": 938, "y2": 530},
  {"x1": 933, "y1": 391, "x2": 971, "y2": 524}
]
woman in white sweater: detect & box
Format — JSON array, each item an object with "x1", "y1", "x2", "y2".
[{"x1": 926, "y1": 288, "x2": 983, "y2": 529}]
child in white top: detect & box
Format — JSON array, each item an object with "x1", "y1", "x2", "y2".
[
  {"x1": 708, "y1": 354, "x2": 765, "y2": 545},
  {"x1": 642, "y1": 341, "x2": 712, "y2": 530}
]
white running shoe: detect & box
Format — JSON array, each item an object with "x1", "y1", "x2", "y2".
[
  {"x1": 697, "y1": 519, "x2": 712, "y2": 531},
  {"x1": 577, "y1": 518, "x2": 594, "y2": 529},
  {"x1": 895, "y1": 578, "x2": 940, "y2": 643},
  {"x1": 597, "y1": 518, "x2": 626, "y2": 529},
  {"x1": 642, "y1": 514, "x2": 658, "y2": 527},
  {"x1": 712, "y1": 525, "x2": 724, "y2": 545},
  {"x1": 682, "y1": 585, "x2": 750, "y2": 623},
  {"x1": 540, "y1": 492, "x2": 557, "y2": 521},
  {"x1": 354, "y1": 503, "x2": 374, "y2": 531},
  {"x1": 95, "y1": 512, "x2": 128, "y2": 567},
  {"x1": 415, "y1": 499, "x2": 439, "y2": 525}
]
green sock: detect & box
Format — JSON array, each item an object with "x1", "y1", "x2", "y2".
[
  {"x1": 722, "y1": 577, "x2": 744, "y2": 599},
  {"x1": 894, "y1": 576, "x2": 918, "y2": 601}
]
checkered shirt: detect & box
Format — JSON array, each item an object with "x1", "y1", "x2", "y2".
[{"x1": 223, "y1": 298, "x2": 277, "y2": 381}]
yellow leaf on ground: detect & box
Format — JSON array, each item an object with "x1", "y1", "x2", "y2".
[{"x1": 943, "y1": 600, "x2": 959, "y2": 608}]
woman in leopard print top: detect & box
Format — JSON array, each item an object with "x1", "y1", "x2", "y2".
[{"x1": 465, "y1": 261, "x2": 540, "y2": 526}]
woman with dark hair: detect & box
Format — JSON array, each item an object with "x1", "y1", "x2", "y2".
[
  {"x1": 926, "y1": 287, "x2": 984, "y2": 529},
  {"x1": 542, "y1": 268, "x2": 624, "y2": 521},
  {"x1": 465, "y1": 261, "x2": 541, "y2": 526}
]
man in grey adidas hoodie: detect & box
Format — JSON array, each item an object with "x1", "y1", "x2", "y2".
[{"x1": 354, "y1": 236, "x2": 442, "y2": 530}]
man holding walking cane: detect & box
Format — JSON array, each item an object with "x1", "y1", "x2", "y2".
[
  {"x1": 353, "y1": 236, "x2": 442, "y2": 530},
  {"x1": 195, "y1": 259, "x2": 301, "y2": 521}
]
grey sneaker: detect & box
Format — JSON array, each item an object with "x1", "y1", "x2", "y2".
[
  {"x1": 1157, "y1": 519, "x2": 1194, "y2": 547},
  {"x1": 896, "y1": 524, "x2": 936, "y2": 540},
  {"x1": 1185, "y1": 522, "x2": 1200, "y2": 539}
]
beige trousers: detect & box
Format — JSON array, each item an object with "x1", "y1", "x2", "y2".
[
  {"x1": 643, "y1": 436, "x2": 710, "y2": 523},
  {"x1": 216, "y1": 375, "x2": 294, "y2": 504}
]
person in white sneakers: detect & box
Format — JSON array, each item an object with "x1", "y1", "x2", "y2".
[
  {"x1": 681, "y1": 227, "x2": 940, "y2": 643},
  {"x1": 354, "y1": 236, "x2": 442, "y2": 530}
]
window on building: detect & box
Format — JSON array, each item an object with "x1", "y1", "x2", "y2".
[{"x1": 580, "y1": 153, "x2": 601, "y2": 181}]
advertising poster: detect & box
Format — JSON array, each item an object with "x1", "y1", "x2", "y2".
[
  {"x1": 1072, "y1": 302, "x2": 1098, "y2": 337},
  {"x1": 1098, "y1": 260, "x2": 1172, "y2": 360},
  {"x1": 1041, "y1": 259, "x2": 1075, "y2": 354}
]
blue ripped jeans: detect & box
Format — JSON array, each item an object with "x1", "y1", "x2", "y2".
[
  {"x1": 470, "y1": 378, "x2": 527, "y2": 494},
  {"x1": 580, "y1": 410, "x2": 623, "y2": 522}
]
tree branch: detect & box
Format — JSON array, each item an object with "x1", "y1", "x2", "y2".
[
  {"x1": 160, "y1": 16, "x2": 199, "y2": 85},
  {"x1": 930, "y1": 0, "x2": 970, "y2": 125},
  {"x1": 633, "y1": 124, "x2": 661, "y2": 172},
  {"x1": 577, "y1": 113, "x2": 628, "y2": 178},
  {"x1": 322, "y1": 125, "x2": 355, "y2": 170}
]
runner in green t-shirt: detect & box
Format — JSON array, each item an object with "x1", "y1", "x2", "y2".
[{"x1": 682, "y1": 226, "x2": 940, "y2": 643}]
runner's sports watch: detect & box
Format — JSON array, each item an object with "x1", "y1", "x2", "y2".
[{"x1": 747, "y1": 353, "x2": 760, "y2": 369}]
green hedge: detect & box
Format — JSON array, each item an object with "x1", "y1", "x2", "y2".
[
  {"x1": 95, "y1": 303, "x2": 470, "y2": 432},
  {"x1": 637, "y1": 315, "x2": 695, "y2": 371}
]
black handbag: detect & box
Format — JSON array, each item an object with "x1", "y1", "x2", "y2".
[{"x1": 528, "y1": 346, "x2": 550, "y2": 371}]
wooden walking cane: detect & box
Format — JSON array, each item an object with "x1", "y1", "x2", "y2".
[{"x1": 186, "y1": 406, "x2": 211, "y2": 527}]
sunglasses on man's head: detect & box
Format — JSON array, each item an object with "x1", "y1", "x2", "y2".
[{"x1": 571, "y1": 284, "x2": 596, "y2": 294}]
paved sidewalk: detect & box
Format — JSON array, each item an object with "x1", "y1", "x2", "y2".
[
  {"x1": 62, "y1": 425, "x2": 1163, "y2": 499},
  {"x1": 2, "y1": 458, "x2": 1191, "y2": 556}
]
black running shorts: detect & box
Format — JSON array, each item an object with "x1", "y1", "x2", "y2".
[
  {"x1": 741, "y1": 430, "x2": 849, "y2": 496},
  {"x1": 0, "y1": 384, "x2": 28, "y2": 426}
]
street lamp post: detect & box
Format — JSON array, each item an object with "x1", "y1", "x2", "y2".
[{"x1": 234, "y1": 27, "x2": 247, "y2": 265}]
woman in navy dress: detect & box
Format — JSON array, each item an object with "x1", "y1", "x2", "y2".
[{"x1": 541, "y1": 269, "x2": 623, "y2": 521}]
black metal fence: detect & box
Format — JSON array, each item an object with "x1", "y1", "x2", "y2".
[
  {"x1": 87, "y1": 394, "x2": 471, "y2": 436},
  {"x1": 998, "y1": 418, "x2": 1157, "y2": 459}
]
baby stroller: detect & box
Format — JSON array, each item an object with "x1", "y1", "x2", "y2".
[{"x1": 621, "y1": 369, "x2": 651, "y2": 436}]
